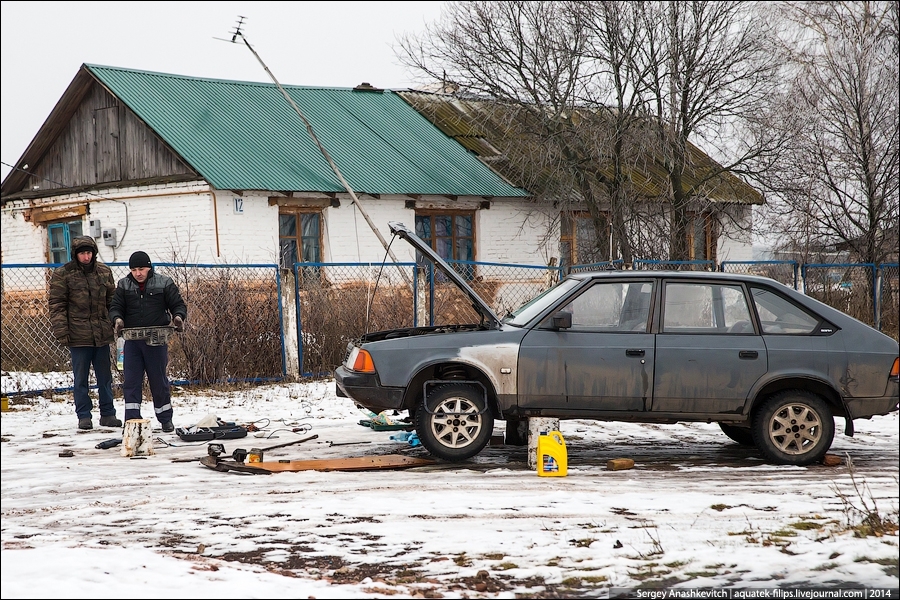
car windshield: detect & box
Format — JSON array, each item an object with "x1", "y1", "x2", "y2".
[{"x1": 502, "y1": 279, "x2": 582, "y2": 326}]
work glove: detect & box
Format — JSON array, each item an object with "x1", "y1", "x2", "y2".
[
  {"x1": 172, "y1": 315, "x2": 184, "y2": 332},
  {"x1": 114, "y1": 318, "x2": 124, "y2": 337}
]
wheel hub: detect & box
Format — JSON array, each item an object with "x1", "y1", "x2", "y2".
[{"x1": 769, "y1": 403, "x2": 821, "y2": 455}]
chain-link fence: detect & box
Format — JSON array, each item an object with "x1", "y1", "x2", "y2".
[
  {"x1": 634, "y1": 259, "x2": 716, "y2": 271},
  {"x1": 721, "y1": 261, "x2": 799, "y2": 289},
  {"x1": 2, "y1": 262, "x2": 284, "y2": 386},
  {"x1": 292, "y1": 261, "x2": 562, "y2": 375},
  {"x1": 3, "y1": 258, "x2": 898, "y2": 394},
  {"x1": 292, "y1": 263, "x2": 417, "y2": 376},
  {"x1": 802, "y1": 263, "x2": 876, "y2": 328}
]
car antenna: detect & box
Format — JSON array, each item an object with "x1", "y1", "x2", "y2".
[{"x1": 216, "y1": 16, "x2": 412, "y2": 289}]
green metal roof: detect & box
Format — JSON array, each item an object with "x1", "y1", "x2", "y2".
[{"x1": 85, "y1": 65, "x2": 527, "y2": 197}]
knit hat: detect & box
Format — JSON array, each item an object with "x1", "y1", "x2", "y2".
[
  {"x1": 73, "y1": 243, "x2": 94, "y2": 255},
  {"x1": 128, "y1": 251, "x2": 152, "y2": 269}
]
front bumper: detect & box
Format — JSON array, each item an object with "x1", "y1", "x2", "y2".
[{"x1": 334, "y1": 366, "x2": 405, "y2": 412}]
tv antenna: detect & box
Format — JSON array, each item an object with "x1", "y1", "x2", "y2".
[{"x1": 216, "y1": 16, "x2": 407, "y2": 277}]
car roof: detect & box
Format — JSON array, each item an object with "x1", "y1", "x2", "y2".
[{"x1": 569, "y1": 270, "x2": 782, "y2": 286}]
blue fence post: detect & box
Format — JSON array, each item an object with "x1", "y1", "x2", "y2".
[{"x1": 868, "y1": 263, "x2": 877, "y2": 329}]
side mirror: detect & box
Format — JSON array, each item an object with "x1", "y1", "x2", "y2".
[{"x1": 550, "y1": 311, "x2": 572, "y2": 330}]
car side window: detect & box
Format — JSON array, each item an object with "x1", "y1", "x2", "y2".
[
  {"x1": 662, "y1": 282, "x2": 753, "y2": 333},
  {"x1": 554, "y1": 281, "x2": 652, "y2": 331},
  {"x1": 750, "y1": 287, "x2": 820, "y2": 334}
]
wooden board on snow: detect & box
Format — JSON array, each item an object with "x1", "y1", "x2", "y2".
[{"x1": 201, "y1": 454, "x2": 433, "y2": 474}]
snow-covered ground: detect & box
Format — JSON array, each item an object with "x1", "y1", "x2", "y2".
[{"x1": 1, "y1": 374, "x2": 898, "y2": 598}]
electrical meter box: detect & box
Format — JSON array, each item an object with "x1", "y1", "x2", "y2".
[
  {"x1": 101, "y1": 228, "x2": 117, "y2": 246},
  {"x1": 88, "y1": 219, "x2": 101, "y2": 238}
]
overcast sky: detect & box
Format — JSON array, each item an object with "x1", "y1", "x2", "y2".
[{"x1": 0, "y1": 1, "x2": 446, "y2": 180}]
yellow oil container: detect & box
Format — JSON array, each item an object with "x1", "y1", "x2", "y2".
[{"x1": 537, "y1": 430, "x2": 567, "y2": 477}]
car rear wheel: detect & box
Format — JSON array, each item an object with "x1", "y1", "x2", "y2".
[
  {"x1": 752, "y1": 390, "x2": 835, "y2": 466},
  {"x1": 415, "y1": 383, "x2": 493, "y2": 461},
  {"x1": 718, "y1": 423, "x2": 755, "y2": 446}
]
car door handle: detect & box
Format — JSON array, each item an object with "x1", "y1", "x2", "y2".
[
  {"x1": 739, "y1": 350, "x2": 758, "y2": 359},
  {"x1": 626, "y1": 349, "x2": 645, "y2": 357}
]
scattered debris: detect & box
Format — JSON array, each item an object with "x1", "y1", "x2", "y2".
[
  {"x1": 357, "y1": 419, "x2": 412, "y2": 432},
  {"x1": 607, "y1": 458, "x2": 635, "y2": 471},
  {"x1": 58, "y1": 450, "x2": 74, "y2": 458},
  {"x1": 201, "y1": 454, "x2": 433, "y2": 474},
  {"x1": 821, "y1": 454, "x2": 842, "y2": 466},
  {"x1": 95, "y1": 438, "x2": 122, "y2": 450},
  {"x1": 327, "y1": 440, "x2": 372, "y2": 447}
]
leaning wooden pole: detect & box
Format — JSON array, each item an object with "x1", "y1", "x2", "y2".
[{"x1": 230, "y1": 23, "x2": 411, "y2": 287}]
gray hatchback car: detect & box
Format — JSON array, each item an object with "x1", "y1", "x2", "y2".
[{"x1": 335, "y1": 222, "x2": 899, "y2": 466}]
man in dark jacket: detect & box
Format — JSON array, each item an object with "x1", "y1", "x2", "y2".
[
  {"x1": 48, "y1": 236, "x2": 122, "y2": 430},
  {"x1": 109, "y1": 251, "x2": 187, "y2": 432}
]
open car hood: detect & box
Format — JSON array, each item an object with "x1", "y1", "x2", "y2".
[{"x1": 388, "y1": 221, "x2": 502, "y2": 328}]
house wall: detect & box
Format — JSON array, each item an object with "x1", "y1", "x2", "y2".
[
  {"x1": 3, "y1": 184, "x2": 756, "y2": 270},
  {"x1": 322, "y1": 195, "x2": 555, "y2": 267},
  {"x1": 477, "y1": 203, "x2": 556, "y2": 266},
  {"x1": 717, "y1": 205, "x2": 753, "y2": 263},
  {"x1": 324, "y1": 196, "x2": 410, "y2": 264},
  {"x1": 1, "y1": 183, "x2": 282, "y2": 269},
  {"x1": 1, "y1": 205, "x2": 49, "y2": 264},
  {"x1": 211, "y1": 191, "x2": 280, "y2": 264}
]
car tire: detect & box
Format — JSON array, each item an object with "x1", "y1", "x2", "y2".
[
  {"x1": 752, "y1": 390, "x2": 835, "y2": 466},
  {"x1": 415, "y1": 382, "x2": 494, "y2": 461},
  {"x1": 718, "y1": 423, "x2": 756, "y2": 446}
]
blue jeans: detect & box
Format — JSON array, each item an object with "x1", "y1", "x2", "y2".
[
  {"x1": 70, "y1": 346, "x2": 115, "y2": 420},
  {"x1": 123, "y1": 340, "x2": 173, "y2": 424}
]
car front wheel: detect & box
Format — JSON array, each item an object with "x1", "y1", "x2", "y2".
[
  {"x1": 415, "y1": 383, "x2": 493, "y2": 461},
  {"x1": 752, "y1": 390, "x2": 835, "y2": 466}
]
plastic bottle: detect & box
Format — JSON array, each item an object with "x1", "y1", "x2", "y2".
[
  {"x1": 116, "y1": 337, "x2": 125, "y2": 371},
  {"x1": 537, "y1": 430, "x2": 568, "y2": 477}
]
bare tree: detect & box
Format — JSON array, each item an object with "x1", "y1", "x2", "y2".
[
  {"x1": 398, "y1": 1, "x2": 783, "y2": 264},
  {"x1": 632, "y1": 1, "x2": 784, "y2": 260},
  {"x1": 397, "y1": 1, "x2": 651, "y2": 265},
  {"x1": 758, "y1": 1, "x2": 899, "y2": 265}
]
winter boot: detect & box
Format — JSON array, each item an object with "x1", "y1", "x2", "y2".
[
  {"x1": 78, "y1": 418, "x2": 93, "y2": 430},
  {"x1": 99, "y1": 415, "x2": 122, "y2": 428},
  {"x1": 161, "y1": 421, "x2": 174, "y2": 433}
]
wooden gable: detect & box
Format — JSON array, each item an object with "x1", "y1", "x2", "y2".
[{"x1": 2, "y1": 71, "x2": 199, "y2": 201}]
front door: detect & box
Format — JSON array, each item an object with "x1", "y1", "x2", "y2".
[{"x1": 518, "y1": 280, "x2": 655, "y2": 413}]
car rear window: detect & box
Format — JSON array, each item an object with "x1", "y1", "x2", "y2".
[{"x1": 750, "y1": 287, "x2": 820, "y2": 334}]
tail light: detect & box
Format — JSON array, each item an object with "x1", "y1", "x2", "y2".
[{"x1": 891, "y1": 357, "x2": 899, "y2": 379}]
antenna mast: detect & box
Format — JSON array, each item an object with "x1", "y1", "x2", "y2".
[{"x1": 221, "y1": 16, "x2": 407, "y2": 275}]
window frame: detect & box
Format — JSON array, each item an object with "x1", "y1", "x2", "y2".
[
  {"x1": 414, "y1": 211, "x2": 476, "y2": 261},
  {"x1": 278, "y1": 209, "x2": 322, "y2": 269},
  {"x1": 660, "y1": 281, "x2": 754, "y2": 334},
  {"x1": 46, "y1": 219, "x2": 84, "y2": 264},
  {"x1": 561, "y1": 211, "x2": 611, "y2": 268},
  {"x1": 687, "y1": 211, "x2": 718, "y2": 262}
]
